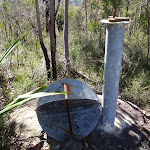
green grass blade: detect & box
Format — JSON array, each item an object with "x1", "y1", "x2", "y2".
[
  {"x1": 5, "y1": 86, "x2": 48, "y2": 107},
  {"x1": 0, "y1": 31, "x2": 27, "y2": 65},
  {"x1": 28, "y1": 86, "x2": 48, "y2": 94},
  {"x1": 0, "y1": 92, "x2": 66, "y2": 115},
  {"x1": 25, "y1": 92, "x2": 66, "y2": 99},
  {"x1": 0, "y1": 97, "x2": 35, "y2": 115},
  {"x1": 0, "y1": 18, "x2": 4, "y2": 28}
]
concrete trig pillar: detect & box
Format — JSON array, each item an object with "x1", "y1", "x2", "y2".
[{"x1": 101, "y1": 18, "x2": 130, "y2": 130}]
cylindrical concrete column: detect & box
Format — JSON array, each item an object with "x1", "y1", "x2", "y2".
[{"x1": 101, "y1": 20, "x2": 130, "y2": 128}]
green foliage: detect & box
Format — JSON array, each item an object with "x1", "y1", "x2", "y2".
[
  {"x1": 89, "y1": 22, "x2": 99, "y2": 31},
  {"x1": 0, "y1": 115, "x2": 13, "y2": 150},
  {"x1": 69, "y1": 6, "x2": 84, "y2": 29},
  {"x1": 0, "y1": 87, "x2": 66, "y2": 115},
  {"x1": 0, "y1": 32, "x2": 27, "y2": 65},
  {"x1": 0, "y1": 73, "x2": 9, "y2": 99},
  {"x1": 101, "y1": 0, "x2": 122, "y2": 8},
  {"x1": 121, "y1": 71, "x2": 150, "y2": 108},
  {"x1": 0, "y1": 72, "x2": 12, "y2": 149},
  {"x1": 109, "y1": 0, "x2": 122, "y2": 9},
  {"x1": 101, "y1": 0, "x2": 123, "y2": 16},
  {"x1": 23, "y1": 0, "x2": 35, "y2": 5},
  {"x1": 0, "y1": 18, "x2": 4, "y2": 28},
  {"x1": 89, "y1": 0, "x2": 100, "y2": 9},
  {"x1": 70, "y1": 48, "x2": 79, "y2": 62},
  {"x1": 119, "y1": 27, "x2": 150, "y2": 108},
  {"x1": 140, "y1": 12, "x2": 147, "y2": 29},
  {"x1": 56, "y1": 7, "x2": 64, "y2": 32},
  {"x1": 124, "y1": 29, "x2": 147, "y2": 66}
]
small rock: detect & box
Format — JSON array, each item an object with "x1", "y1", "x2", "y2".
[{"x1": 41, "y1": 141, "x2": 50, "y2": 150}]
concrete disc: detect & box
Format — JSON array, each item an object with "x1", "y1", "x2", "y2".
[{"x1": 36, "y1": 78, "x2": 100, "y2": 141}]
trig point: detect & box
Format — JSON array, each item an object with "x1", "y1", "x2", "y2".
[{"x1": 101, "y1": 17, "x2": 131, "y2": 131}]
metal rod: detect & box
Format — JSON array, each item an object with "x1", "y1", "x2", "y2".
[{"x1": 64, "y1": 83, "x2": 73, "y2": 135}]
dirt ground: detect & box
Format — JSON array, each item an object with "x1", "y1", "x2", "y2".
[{"x1": 8, "y1": 95, "x2": 150, "y2": 150}]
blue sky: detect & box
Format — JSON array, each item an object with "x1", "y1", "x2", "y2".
[
  {"x1": 72, "y1": 0, "x2": 81, "y2": 5},
  {"x1": 0, "y1": 0, "x2": 82, "y2": 4}
]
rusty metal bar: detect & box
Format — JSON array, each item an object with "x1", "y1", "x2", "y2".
[{"x1": 64, "y1": 83, "x2": 73, "y2": 135}]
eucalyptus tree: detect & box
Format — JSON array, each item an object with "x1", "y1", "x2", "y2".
[
  {"x1": 146, "y1": 0, "x2": 149, "y2": 66},
  {"x1": 35, "y1": 0, "x2": 51, "y2": 79},
  {"x1": 48, "y1": 0, "x2": 62, "y2": 79},
  {"x1": 49, "y1": 0, "x2": 57, "y2": 79},
  {"x1": 109, "y1": 0, "x2": 122, "y2": 17},
  {"x1": 64, "y1": 0, "x2": 70, "y2": 71},
  {"x1": 35, "y1": 0, "x2": 63, "y2": 80},
  {"x1": 85, "y1": 0, "x2": 87, "y2": 37}
]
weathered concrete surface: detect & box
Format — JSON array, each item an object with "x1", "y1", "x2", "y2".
[
  {"x1": 37, "y1": 78, "x2": 100, "y2": 141},
  {"x1": 102, "y1": 23, "x2": 126, "y2": 127},
  {"x1": 9, "y1": 95, "x2": 150, "y2": 149}
]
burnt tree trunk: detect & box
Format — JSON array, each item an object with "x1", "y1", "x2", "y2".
[
  {"x1": 146, "y1": 0, "x2": 150, "y2": 66},
  {"x1": 49, "y1": 0, "x2": 57, "y2": 79},
  {"x1": 64, "y1": 0, "x2": 70, "y2": 72},
  {"x1": 35, "y1": 0, "x2": 51, "y2": 79},
  {"x1": 85, "y1": 0, "x2": 88, "y2": 38}
]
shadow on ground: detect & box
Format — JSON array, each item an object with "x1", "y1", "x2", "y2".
[{"x1": 45, "y1": 97, "x2": 150, "y2": 150}]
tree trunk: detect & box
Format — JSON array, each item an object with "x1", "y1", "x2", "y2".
[
  {"x1": 85, "y1": 0, "x2": 88, "y2": 38},
  {"x1": 35, "y1": 0, "x2": 51, "y2": 79},
  {"x1": 146, "y1": 0, "x2": 149, "y2": 66},
  {"x1": 49, "y1": 0, "x2": 57, "y2": 79},
  {"x1": 55, "y1": 0, "x2": 61, "y2": 17},
  {"x1": 126, "y1": 0, "x2": 129, "y2": 17},
  {"x1": 45, "y1": 0, "x2": 50, "y2": 32},
  {"x1": 113, "y1": 5, "x2": 116, "y2": 18},
  {"x1": 64, "y1": 0, "x2": 70, "y2": 72}
]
